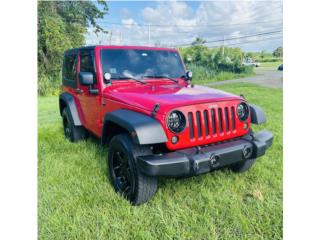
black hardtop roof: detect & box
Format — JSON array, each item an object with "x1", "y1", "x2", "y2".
[
  {"x1": 64, "y1": 46, "x2": 96, "y2": 55},
  {"x1": 64, "y1": 45, "x2": 177, "y2": 55}
]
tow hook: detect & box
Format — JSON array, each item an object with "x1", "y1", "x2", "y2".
[
  {"x1": 242, "y1": 145, "x2": 253, "y2": 159},
  {"x1": 193, "y1": 162, "x2": 199, "y2": 172},
  {"x1": 210, "y1": 154, "x2": 220, "y2": 168}
]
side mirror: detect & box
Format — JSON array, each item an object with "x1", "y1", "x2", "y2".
[
  {"x1": 185, "y1": 71, "x2": 192, "y2": 84},
  {"x1": 186, "y1": 71, "x2": 192, "y2": 80},
  {"x1": 79, "y1": 72, "x2": 94, "y2": 85},
  {"x1": 79, "y1": 72, "x2": 98, "y2": 94}
]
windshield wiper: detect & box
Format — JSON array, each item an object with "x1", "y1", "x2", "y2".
[
  {"x1": 116, "y1": 76, "x2": 147, "y2": 84},
  {"x1": 146, "y1": 75, "x2": 179, "y2": 83}
]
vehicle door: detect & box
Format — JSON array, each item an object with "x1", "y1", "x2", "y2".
[
  {"x1": 62, "y1": 50, "x2": 78, "y2": 95},
  {"x1": 76, "y1": 49, "x2": 101, "y2": 136}
]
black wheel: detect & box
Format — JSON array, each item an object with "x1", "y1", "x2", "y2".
[
  {"x1": 62, "y1": 108, "x2": 87, "y2": 142},
  {"x1": 230, "y1": 158, "x2": 257, "y2": 173},
  {"x1": 108, "y1": 134, "x2": 157, "y2": 205}
]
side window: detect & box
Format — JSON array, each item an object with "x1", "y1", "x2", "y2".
[
  {"x1": 80, "y1": 51, "x2": 96, "y2": 83},
  {"x1": 80, "y1": 52, "x2": 95, "y2": 73},
  {"x1": 63, "y1": 54, "x2": 77, "y2": 80}
]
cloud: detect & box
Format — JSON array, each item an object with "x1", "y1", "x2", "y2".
[
  {"x1": 121, "y1": 18, "x2": 138, "y2": 29},
  {"x1": 120, "y1": 8, "x2": 132, "y2": 19},
  {"x1": 86, "y1": 0, "x2": 283, "y2": 51},
  {"x1": 141, "y1": 0, "x2": 282, "y2": 50},
  {"x1": 141, "y1": 1, "x2": 194, "y2": 22},
  {"x1": 141, "y1": 7, "x2": 162, "y2": 22}
]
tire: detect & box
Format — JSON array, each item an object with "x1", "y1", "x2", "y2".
[
  {"x1": 230, "y1": 158, "x2": 257, "y2": 173},
  {"x1": 62, "y1": 108, "x2": 87, "y2": 142},
  {"x1": 108, "y1": 134, "x2": 158, "y2": 205}
]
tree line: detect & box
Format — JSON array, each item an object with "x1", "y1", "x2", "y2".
[
  {"x1": 38, "y1": 1, "x2": 108, "y2": 95},
  {"x1": 38, "y1": 2, "x2": 282, "y2": 96},
  {"x1": 178, "y1": 38, "x2": 282, "y2": 82}
]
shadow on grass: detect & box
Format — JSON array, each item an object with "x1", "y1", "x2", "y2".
[{"x1": 72, "y1": 129, "x2": 234, "y2": 191}]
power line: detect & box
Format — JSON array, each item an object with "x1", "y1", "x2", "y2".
[
  {"x1": 207, "y1": 36, "x2": 282, "y2": 48},
  {"x1": 177, "y1": 30, "x2": 282, "y2": 47},
  {"x1": 256, "y1": 9, "x2": 283, "y2": 21},
  {"x1": 241, "y1": 5, "x2": 283, "y2": 20},
  {"x1": 95, "y1": 19, "x2": 282, "y2": 28},
  {"x1": 203, "y1": 30, "x2": 282, "y2": 43},
  {"x1": 140, "y1": 23, "x2": 283, "y2": 34}
]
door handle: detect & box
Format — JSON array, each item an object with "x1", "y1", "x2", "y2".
[{"x1": 75, "y1": 88, "x2": 83, "y2": 94}]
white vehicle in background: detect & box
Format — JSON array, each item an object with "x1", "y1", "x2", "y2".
[{"x1": 242, "y1": 58, "x2": 260, "y2": 67}]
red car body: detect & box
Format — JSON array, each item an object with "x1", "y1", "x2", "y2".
[
  {"x1": 59, "y1": 45, "x2": 273, "y2": 205},
  {"x1": 63, "y1": 45, "x2": 249, "y2": 150}
]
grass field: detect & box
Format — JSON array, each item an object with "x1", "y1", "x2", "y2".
[
  {"x1": 38, "y1": 83, "x2": 283, "y2": 239},
  {"x1": 259, "y1": 61, "x2": 282, "y2": 68},
  {"x1": 192, "y1": 71, "x2": 256, "y2": 85}
]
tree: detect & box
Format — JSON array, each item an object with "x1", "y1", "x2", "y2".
[
  {"x1": 38, "y1": 1, "x2": 108, "y2": 95},
  {"x1": 273, "y1": 46, "x2": 283, "y2": 58},
  {"x1": 260, "y1": 50, "x2": 266, "y2": 59},
  {"x1": 245, "y1": 52, "x2": 254, "y2": 59},
  {"x1": 213, "y1": 47, "x2": 225, "y2": 65},
  {"x1": 191, "y1": 37, "x2": 207, "y2": 46}
]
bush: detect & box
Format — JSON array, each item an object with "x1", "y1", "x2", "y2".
[
  {"x1": 38, "y1": 1, "x2": 108, "y2": 96},
  {"x1": 258, "y1": 58, "x2": 282, "y2": 63},
  {"x1": 186, "y1": 63, "x2": 253, "y2": 84},
  {"x1": 182, "y1": 45, "x2": 254, "y2": 83},
  {"x1": 187, "y1": 64, "x2": 217, "y2": 81},
  {"x1": 180, "y1": 45, "x2": 254, "y2": 83},
  {"x1": 38, "y1": 73, "x2": 61, "y2": 96}
]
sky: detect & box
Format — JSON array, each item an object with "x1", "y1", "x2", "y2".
[{"x1": 86, "y1": 0, "x2": 283, "y2": 52}]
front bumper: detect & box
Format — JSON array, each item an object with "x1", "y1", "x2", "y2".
[{"x1": 137, "y1": 130, "x2": 273, "y2": 177}]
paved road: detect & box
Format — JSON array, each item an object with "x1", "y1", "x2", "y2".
[{"x1": 206, "y1": 67, "x2": 283, "y2": 89}]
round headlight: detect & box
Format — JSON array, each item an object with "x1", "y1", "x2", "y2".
[
  {"x1": 167, "y1": 110, "x2": 186, "y2": 133},
  {"x1": 237, "y1": 102, "x2": 249, "y2": 121}
]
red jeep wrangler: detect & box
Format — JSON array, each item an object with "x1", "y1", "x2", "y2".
[{"x1": 59, "y1": 45, "x2": 273, "y2": 205}]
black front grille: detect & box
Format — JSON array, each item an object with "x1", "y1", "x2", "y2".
[
  {"x1": 218, "y1": 108, "x2": 223, "y2": 133},
  {"x1": 188, "y1": 106, "x2": 236, "y2": 139},
  {"x1": 188, "y1": 112, "x2": 194, "y2": 139},
  {"x1": 224, "y1": 107, "x2": 229, "y2": 132},
  {"x1": 204, "y1": 110, "x2": 209, "y2": 136},
  {"x1": 195, "y1": 111, "x2": 202, "y2": 138},
  {"x1": 211, "y1": 109, "x2": 216, "y2": 134},
  {"x1": 231, "y1": 106, "x2": 236, "y2": 130}
]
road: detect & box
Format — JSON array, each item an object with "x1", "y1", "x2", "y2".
[{"x1": 206, "y1": 67, "x2": 283, "y2": 89}]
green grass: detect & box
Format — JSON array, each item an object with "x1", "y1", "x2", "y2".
[
  {"x1": 38, "y1": 83, "x2": 283, "y2": 239},
  {"x1": 192, "y1": 71, "x2": 255, "y2": 85},
  {"x1": 187, "y1": 63, "x2": 255, "y2": 85},
  {"x1": 259, "y1": 61, "x2": 282, "y2": 68}
]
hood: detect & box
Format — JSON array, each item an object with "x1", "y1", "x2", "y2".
[{"x1": 104, "y1": 82, "x2": 242, "y2": 114}]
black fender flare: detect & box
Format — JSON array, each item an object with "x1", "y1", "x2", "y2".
[
  {"x1": 249, "y1": 104, "x2": 266, "y2": 124},
  {"x1": 102, "y1": 109, "x2": 168, "y2": 145},
  {"x1": 59, "y1": 92, "x2": 82, "y2": 126}
]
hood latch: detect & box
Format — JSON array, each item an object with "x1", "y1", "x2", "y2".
[{"x1": 151, "y1": 103, "x2": 160, "y2": 118}]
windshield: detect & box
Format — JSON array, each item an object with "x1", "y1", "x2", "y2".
[{"x1": 100, "y1": 49, "x2": 185, "y2": 80}]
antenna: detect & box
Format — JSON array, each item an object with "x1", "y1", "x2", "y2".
[
  {"x1": 148, "y1": 23, "x2": 151, "y2": 46},
  {"x1": 109, "y1": 31, "x2": 112, "y2": 45}
]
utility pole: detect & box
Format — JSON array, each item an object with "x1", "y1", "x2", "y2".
[
  {"x1": 119, "y1": 31, "x2": 123, "y2": 45},
  {"x1": 222, "y1": 35, "x2": 225, "y2": 56},
  {"x1": 148, "y1": 23, "x2": 151, "y2": 46},
  {"x1": 109, "y1": 31, "x2": 112, "y2": 45}
]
